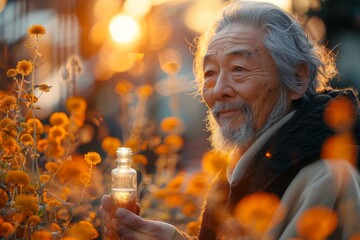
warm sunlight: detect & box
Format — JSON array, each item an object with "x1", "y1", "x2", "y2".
[{"x1": 109, "y1": 14, "x2": 141, "y2": 44}]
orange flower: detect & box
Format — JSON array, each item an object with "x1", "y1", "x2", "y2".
[
  {"x1": 0, "y1": 117, "x2": 17, "y2": 136},
  {"x1": 160, "y1": 116, "x2": 184, "y2": 134},
  {"x1": 135, "y1": 84, "x2": 153, "y2": 98},
  {"x1": 14, "y1": 194, "x2": 38, "y2": 212},
  {"x1": 349, "y1": 232, "x2": 360, "y2": 240},
  {"x1": 57, "y1": 208, "x2": 71, "y2": 221},
  {"x1": 234, "y1": 192, "x2": 286, "y2": 234},
  {"x1": 49, "y1": 112, "x2": 70, "y2": 127},
  {"x1": 39, "y1": 174, "x2": 51, "y2": 183},
  {"x1": 28, "y1": 24, "x2": 46, "y2": 37},
  {"x1": 2, "y1": 138, "x2": 19, "y2": 154},
  {"x1": 16, "y1": 60, "x2": 33, "y2": 76},
  {"x1": 66, "y1": 220, "x2": 99, "y2": 240},
  {"x1": 155, "y1": 144, "x2": 168, "y2": 155},
  {"x1": 0, "y1": 95, "x2": 17, "y2": 113},
  {"x1": 115, "y1": 79, "x2": 134, "y2": 96},
  {"x1": 45, "y1": 162, "x2": 60, "y2": 174},
  {"x1": 5, "y1": 170, "x2": 30, "y2": 186},
  {"x1": 22, "y1": 93, "x2": 38, "y2": 106},
  {"x1": 164, "y1": 134, "x2": 183, "y2": 152},
  {"x1": 185, "y1": 172, "x2": 209, "y2": 195},
  {"x1": 84, "y1": 152, "x2": 101, "y2": 166},
  {"x1": 0, "y1": 189, "x2": 8, "y2": 208},
  {"x1": 50, "y1": 223, "x2": 61, "y2": 233},
  {"x1": 27, "y1": 118, "x2": 44, "y2": 135},
  {"x1": 167, "y1": 172, "x2": 185, "y2": 190},
  {"x1": 49, "y1": 125, "x2": 67, "y2": 140},
  {"x1": 321, "y1": 132, "x2": 357, "y2": 166},
  {"x1": 66, "y1": 96, "x2": 87, "y2": 113},
  {"x1": 201, "y1": 150, "x2": 228, "y2": 176},
  {"x1": 31, "y1": 230, "x2": 52, "y2": 240},
  {"x1": 133, "y1": 154, "x2": 148, "y2": 165},
  {"x1": 324, "y1": 96, "x2": 356, "y2": 130},
  {"x1": 6, "y1": 68, "x2": 19, "y2": 78},
  {"x1": 37, "y1": 139, "x2": 48, "y2": 152},
  {"x1": 28, "y1": 215, "x2": 41, "y2": 225},
  {"x1": 296, "y1": 206, "x2": 338, "y2": 240},
  {"x1": 101, "y1": 136, "x2": 122, "y2": 156},
  {"x1": 36, "y1": 83, "x2": 51, "y2": 92},
  {"x1": 20, "y1": 133, "x2": 34, "y2": 146},
  {"x1": 46, "y1": 199, "x2": 62, "y2": 211},
  {"x1": 0, "y1": 221, "x2": 14, "y2": 237},
  {"x1": 123, "y1": 137, "x2": 139, "y2": 151},
  {"x1": 164, "y1": 193, "x2": 184, "y2": 208}
]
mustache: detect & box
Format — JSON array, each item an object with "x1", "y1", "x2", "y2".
[{"x1": 211, "y1": 101, "x2": 251, "y2": 118}]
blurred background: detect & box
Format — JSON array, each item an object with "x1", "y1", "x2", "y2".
[{"x1": 1, "y1": 0, "x2": 360, "y2": 171}]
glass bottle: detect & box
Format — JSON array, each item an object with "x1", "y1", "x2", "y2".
[{"x1": 111, "y1": 147, "x2": 137, "y2": 214}]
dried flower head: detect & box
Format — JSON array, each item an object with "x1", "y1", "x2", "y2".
[
  {"x1": 0, "y1": 221, "x2": 14, "y2": 237},
  {"x1": 164, "y1": 134, "x2": 184, "y2": 152},
  {"x1": 49, "y1": 112, "x2": 70, "y2": 127},
  {"x1": 135, "y1": 84, "x2": 153, "y2": 98},
  {"x1": 84, "y1": 152, "x2": 101, "y2": 166},
  {"x1": 45, "y1": 162, "x2": 60, "y2": 174},
  {"x1": 297, "y1": 206, "x2": 338, "y2": 240},
  {"x1": 14, "y1": 194, "x2": 38, "y2": 212},
  {"x1": 160, "y1": 116, "x2": 184, "y2": 134},
  {"x1": 36, "y1": 83, "x2": 52, "y2": 92},
  {"x1": 31, "y1": 230, "x2": 52, "y2": 240},
  {"x1": 0, "y1": 189, "x2": 8, "y2": 209},
  {"x1": 26, "y1": 118, "x2": 44, "y2": 135},
  {"x1": 16, "y1": 60, "x2": 33, "y2": 76},
  {"x1": 37, "y1": 139, "x2": 48, "y2": 152},
  {"x1": 6, "y1": 68, "x2": 19, "y2": 78},
  {"x1": 28, "y1": 24, "x2": 46, "y2": 38},
  {"x1": 133, "y1": 154, "x2": 148, "y2": 165},
  {"x1": 66, "y1": 220, "x2": 99, "y2": 240},
  {"x1": 0, "y1": 95, "x2": 17, "y2": 113},
  {"x1": 234, "y1": 192, "x2": 287, "y2": 234},
  {"x1": 20, "y1": 133, "x2": 34, "y2": 146},
  {"x1": 28, "y1": 215, "x2": 41, "y2": 225},
  {"x1": 115, "y1": 79, "x2": 134, "y2": 96},
  {"x1": 49, "y1": 125, "x2": 67, "y2": 140},
  {"x1": 101, "y1": 136, "x2": 121, "y2": 156},
  {"x1": 66, "y1": 96, "x2": 87, "y2": 113},
  {"x1": 46, "y1": 199, "x2": 62, "y2": 211},
  {"x1": 5, "y1": 170, "x2": 30, "y2": 186},
  {"x1": 0, "y1": 117, "x2": 17, "y2": 136}
]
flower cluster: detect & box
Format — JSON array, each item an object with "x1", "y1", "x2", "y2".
[{"x1": 0, "y1": 25, "x2": 101, "y2": 239}]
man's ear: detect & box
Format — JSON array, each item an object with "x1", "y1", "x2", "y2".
[{"x1": 289, "y1": 63, "x2": 309, "y2": 101}]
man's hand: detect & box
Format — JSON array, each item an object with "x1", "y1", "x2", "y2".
[{"x1": 99, "y1": 195, "x2": 185, "y2": 240}]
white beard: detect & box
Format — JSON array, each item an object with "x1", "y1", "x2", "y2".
[
  {"x1": 206, "y1": 90, "x2": 288, "y2": 155},
  {"x1": 207, "y1": 101, "x2": 254, "y2": 154}
]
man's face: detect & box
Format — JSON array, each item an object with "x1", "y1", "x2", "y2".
[{"x1": 202, "y1": 23, "x2": 290, "y2": 152}]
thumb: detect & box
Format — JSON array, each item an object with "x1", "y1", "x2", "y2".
[{"x1": 115, "y1": 208, "x2": 147, "y2": 230}]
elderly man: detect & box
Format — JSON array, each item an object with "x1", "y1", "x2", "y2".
[{"x1": 100, "y1": 1, "x2": 360, "y2": 239}]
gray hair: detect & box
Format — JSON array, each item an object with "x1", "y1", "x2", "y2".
[{"x1": 193, "y1": 0, "x2": 337, "y2": 99}]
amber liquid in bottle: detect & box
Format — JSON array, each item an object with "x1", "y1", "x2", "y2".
[{"x1": 111, "y1": 147, "x2": 137, "y2": 215}]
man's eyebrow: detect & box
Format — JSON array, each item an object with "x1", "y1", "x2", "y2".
[
  {"x1": 203, "y1": 48, "x2": 254, "y2": 65},
  {"x1": 223, "y1": 48, "x2": 254, "y2": 58}
]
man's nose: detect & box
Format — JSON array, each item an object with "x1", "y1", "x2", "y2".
[{"x1": 213, "y1": 72, "x2": 236, "y2": 100}]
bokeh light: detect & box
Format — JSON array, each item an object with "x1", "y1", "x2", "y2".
[{"x1": 109, "y1": 14, "x2": 141, "y2": 44}]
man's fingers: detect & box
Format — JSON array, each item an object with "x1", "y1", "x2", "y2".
[
  {"x1": 115, "y1": 208, "x2": 148, "y2": 230},
  {"x1": 101, "y1": 194, "x2": 112, "y2": 211}
]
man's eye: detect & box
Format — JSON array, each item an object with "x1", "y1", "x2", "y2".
[
  {"x1": 233, "y1": 66, "x2": 244, "y2": 72},
  {"x1": 204, "y1": 70, "x2": 216, "y2": 78}
]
